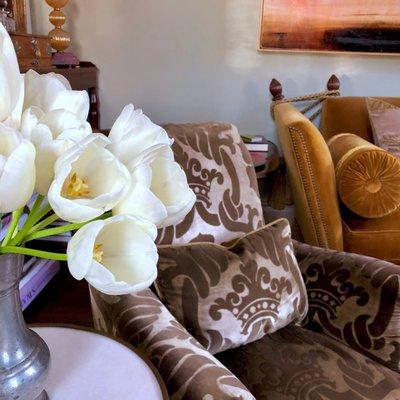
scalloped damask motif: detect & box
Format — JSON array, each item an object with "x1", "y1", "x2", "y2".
[{"x1": 157, "y1": 123, "x2": 263, "y2": 245}]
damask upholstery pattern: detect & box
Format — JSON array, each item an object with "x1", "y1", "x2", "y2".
[
  {"x1": 90, "y1": 287, "x2": 255, "y2": 400},
  {"x1": 88, "y1": 123, "x2": 400, "y2": 399},
  {"x1": 156, "y1": 219, "x2": 308, "y2": 354},
  {"x1": 157, "y1": 123, "x2": 264, "y2": 245},
  {"x1": 294, "y1": 241, "x2": 400, "y2": 372},
  {"x1": 217, "y1": 326, "x2": 400, "y2": 400}
]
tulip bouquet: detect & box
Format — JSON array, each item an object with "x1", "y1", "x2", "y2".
[{"x1": 0, "y1": 24, "x2": 196, "y2": 295}]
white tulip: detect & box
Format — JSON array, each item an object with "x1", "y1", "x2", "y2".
[
  {"x1": 24, "y1": 70, "x2": 89, "y2": 121},
  {"x1": 151, "y1": 149, "x2": 196, "y2": 227},
  {"x1": 0, "y1": 124, "x2": 35, "y2": 212},
  {"x1": 114, "y1": 147, "x2": 196, "y2": 228},
  {"x1": 108, "y1": 104, "x2": 172, "y2": 170},
  {"x1": 21, "y1": 107, "x2": 92, "y2": 194},
  {"x1": 0, "y1": 24, "x2": 24, "y2": 128},
  {"x1": 48, "y1": 134, "x2": 131, "y2": 223},
  {"x1": 67, "y1": 215, "x2": 158, "y2": 295},
  {"x1": 113, "y1": 163, "x2": 168, "y2": 226}
]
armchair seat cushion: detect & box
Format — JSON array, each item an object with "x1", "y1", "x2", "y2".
[
  {"x1": 216, "y1": 326, "x2": 400, "y2": 400},
  {"x1": 342, "y1": 208, "x2": 400, "y2": 264}
]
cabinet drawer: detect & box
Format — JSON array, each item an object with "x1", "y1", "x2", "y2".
[
  {"x1": 11, "y1": 33, "x2": 52, "y2": 67},
  {"x1": 18, "y1": 57, "x2": 53, "y2": 70}
]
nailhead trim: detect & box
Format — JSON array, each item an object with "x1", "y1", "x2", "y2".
[{"x1": 288, "y1": 126, "x2": 331, "y2": 248}]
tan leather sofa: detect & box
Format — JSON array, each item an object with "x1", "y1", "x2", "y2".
[{"x1": 274, "y1": 97, "x2": 400, "y2": 263}]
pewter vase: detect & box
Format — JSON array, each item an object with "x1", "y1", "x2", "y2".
[{"x1": 0, "y1": 253, "x2": 50, "y2": 400}]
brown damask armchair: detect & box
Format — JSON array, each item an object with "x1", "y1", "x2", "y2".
[{"x1": 90, "y1": 123, "x2": 400, "y2": 399}]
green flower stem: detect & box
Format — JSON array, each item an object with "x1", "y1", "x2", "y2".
[
  {"x1": 0, "y1": 246, "x2": 67, "y2": 261},
  {"x1": 9, "y1": 203, "x2": 52, "y2": 246},
  {"x1": 24, "y1": 222, "x2": 85, "y2": 242},
  {"x1": 24, "y1": 212, "x2": 112, "y2": 243},
  {"x1": 28, "y1": 213, "x2": 59, "y2": 235},
  {"x1": 2, "y1": 208, "x2": 23, "y2": 246},
  {"x1": 29, "y1": 195, "x2": 45, "y2": 217}
]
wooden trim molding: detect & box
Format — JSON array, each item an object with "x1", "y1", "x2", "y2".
[{"x1": 10, "y1": 0, "x2": 27, "y2": 33}]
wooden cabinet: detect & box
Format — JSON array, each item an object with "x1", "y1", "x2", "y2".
[{"x1": 11, "y1": 33, "x2": 53, "y2": 70}]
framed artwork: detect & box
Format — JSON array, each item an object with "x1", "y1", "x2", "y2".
[
  {"x1": 6, "y1": 0, "x2": 27, "y2": 32},
  {"x1": 259, "y1": 0, "x2": 400, "y2": 55}
]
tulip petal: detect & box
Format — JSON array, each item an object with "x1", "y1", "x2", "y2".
[
  {"x1": 108, "y1": 104, "x2": 172, "y2": 168},
  {"x1": 35, "y1": 139, "x2": 73, "y2": 195},
  {"x1": 24, "y1": 70, "x2": 89, "y2": 120},
  {"x1": 113, "y1": 166, "x2": 167, "y2": 226},
  {"x1": 67, "y1": 215, "x2": 158, "y2": 295},
  {"x1": 0, "y1": 24, "x2": 22, "y2": 125},
  {"x1": 67, "y1": 219, "x2": 105, "y2": 280},
  {"x1": 5, "y1": 74, "x2": 24, "y2": 129},
  {"x1": 86, "y1": 254, "x2": 158, "y2": 295},
  {"x1": 49, "y1": 135, "x2": 130, "y2": 223},
  {"x1": 151, "y1": 156, "x2": 196, "y2": 227},
  {"x1": 50, "y1": 90, "x2": 90, "y2": 121},
  {"x1": 40, "y1": 109, "x2": 92, "y2": 139},
  {"x1": 0, "y1": 129, "x2": 35, "y2": 212},
  {"x1": 21, "y1": 106, "x2": 45, "y2": 140}
]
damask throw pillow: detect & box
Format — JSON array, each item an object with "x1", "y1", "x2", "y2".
[
  {"x1": 157, "y1": 123, "x2": 264, "y2": 245},
  {"x1": 155, "y1": 218, "x2": 308, "y2": 355}
]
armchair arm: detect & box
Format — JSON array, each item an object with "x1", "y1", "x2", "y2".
[
  {"x1": 90, "y1": 287, "x2": 255, "y2": 400},
  {"x1": 294, "y1": 240, "x2": 400, "y2": 372}
]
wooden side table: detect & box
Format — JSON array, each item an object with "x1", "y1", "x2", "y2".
[
  {"x1": 254, "y1": 140, "x2": 279, "y2": 196},
  {"x1": 32, "y1": 325, "x2": 168, "y2": 400}
]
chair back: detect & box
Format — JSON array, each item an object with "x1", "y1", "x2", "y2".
[
  {"x1": 274, "y1": 103, "x2": 343, "y2": 251},
  {"x1": 157, "y1": 123, "x2": 264, "y2": 245},
  {"x1": 320, "y1": 97, "x2": 400, "y2": 142}
]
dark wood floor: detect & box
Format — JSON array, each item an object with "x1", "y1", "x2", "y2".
[{"x1": 24, "y1": 262, "x2": 93, "y2": 327}]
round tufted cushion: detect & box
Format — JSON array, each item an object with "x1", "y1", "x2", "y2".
[{"x1": 328, "y1": 133, "x2": 400, "y2": 218}]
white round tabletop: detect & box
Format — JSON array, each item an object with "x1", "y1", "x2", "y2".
[{"x1": 32, "y1": 325, "x2": 168, "y2": 400}]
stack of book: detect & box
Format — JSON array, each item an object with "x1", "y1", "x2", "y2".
[
  {"x1": 19, "y1": 257, "x2": 60, "y2": 311},
  {"x1": 241, "y1": 135, "x2": 269, "y2": 168}
]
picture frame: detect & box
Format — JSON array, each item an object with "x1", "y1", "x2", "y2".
[
  {"x1": 8, "y1": 0, "x2": 27, "y2": 33},
  {"x1": 259, "y1": 0, "x2": 400, "y2": 56}
]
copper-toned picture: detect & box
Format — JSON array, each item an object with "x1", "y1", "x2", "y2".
[{"x1": 260, "y1": 0, "x2": 400, "y2": 54}]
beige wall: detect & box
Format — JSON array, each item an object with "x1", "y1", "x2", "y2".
[{"x1": 32, "y1": 1, "x2": 400, "y2": 140}]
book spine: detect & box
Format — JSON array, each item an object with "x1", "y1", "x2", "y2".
[
  {"x1": 19, "y1": 260, "x2": 60, "y2": 311},
  {"x1": 245, "y1": 144, "x2": 269, "y2": 152}
]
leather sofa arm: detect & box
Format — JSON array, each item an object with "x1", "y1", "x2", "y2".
[
  {"x1": 90, "y1": 287, "x2": 255, "y2": 400},
  {"x1": 294, "y1": 240, "x2": 400, "y2": 372}
]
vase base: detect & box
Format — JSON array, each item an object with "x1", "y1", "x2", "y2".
[{"x1": 35, "y1": 390, "x2": 49, "y2": 400}]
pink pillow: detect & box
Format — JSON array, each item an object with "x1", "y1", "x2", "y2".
[{"x1": 366, "y1": 98, "x2": 400, "y2": 159}]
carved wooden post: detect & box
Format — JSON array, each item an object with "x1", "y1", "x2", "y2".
[
  {"x1": 269, "y1": 78, "x2": 284, "y2": 101},
  {"x1": 327, "y1": 74, "x2": 340, "y2": 91}
]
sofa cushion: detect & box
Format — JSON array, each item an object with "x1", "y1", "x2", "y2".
[
  {"x1": 342, "y1": 207, "x2": 400, "y2": 264},
  {"x1": 367, "y1": 97, "x2": 400, "y2": 159},
  {"x1": 328, "y1": 133, "x2": 400, "y2": 218},
  {"x1": 156, "y1": 219, "x2": 308, "y2": 354},
  {"x1": 216, "y1": 326, "x2": 400, "y2": 400},
  {"x1": 320, "y1": 97, "x2": 400, "y2": 142},
  {"x1": 157, "y1": 123, "x2": 264, "y2": 245}
]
